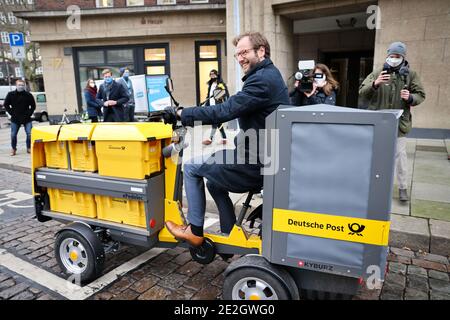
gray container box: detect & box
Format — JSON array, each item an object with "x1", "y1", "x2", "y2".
[{"x1": 262, "y1": 104, "x2": 401, "y2": 281}]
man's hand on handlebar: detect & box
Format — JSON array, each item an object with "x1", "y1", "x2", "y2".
[{"x1": 163, "y1": 106, "x2": 184, "y2": 125}]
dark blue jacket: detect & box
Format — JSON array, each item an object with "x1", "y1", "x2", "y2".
[
  {"x1": 96, "y1": 81, "x2": 129, "y2": 122},
  {"x1": 84, "y1": 88, "x2": 102, "y2": 117},
  {"x1": 289, "y1": 88, "x2": 337, "y2": 106},
  {"x1": 181, "y1": 58, "x2": 289, "y2": 193}
]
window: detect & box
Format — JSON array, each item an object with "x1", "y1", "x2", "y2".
[
  {"x1": 144, "y1": 45, "x2": 169, "y2": 76},
  {"x1": 0, "y1": 13, "x2": 6, "y2": 24},
  {"x1": 96, "y1": 0, "x2": 113, "y2": 8},
  {"x1": 1, "y1": 32, "x2": 9, "y2": 44},
  {"x1": 190, "y1": 0, "x2": 209, "y2": 3},
  {"x1": 157, "y1": 0, "x2": 176, "y2": 5},
  {"x1": 15, "y1": 67, "x2": 22, "y2": 78},
  {"x1": 36, "y1": 94, "x2": 46, "y2": 103},
  {"x1": 127, "y1": 0, "x2": 144, "y2": 6},
  {"x1": 8, "y1": 12, "x2": 17, "y2": 25},
  {"x1": 25, "y1": 31, "x2": 31, "y2": 43},
  {"x1": 195, "y1": 41, "x2": 221, "y2": 105},
  {"x1": 36, "y1": 66, "x2": 43, "y2": 75},
  {"x1": 79, "y1": 50, "x2": 105, "y2": 64},
  {"x1": 27, "y1": 0, "x2": 34, "y2": 4},
  {"x1": 107, "y1": 49, "x2": 133, "y2": 63}
]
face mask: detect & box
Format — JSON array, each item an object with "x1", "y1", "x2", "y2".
[
  {"x1": 123, "y1": 72, "x2": 129, "y2": 79},
  {"x1": 386, "y1": 57, "x2": 403, "y2": 68},
  {"x1": 314, "y1": 74, "x2": 327, "y2": 87},
  {"x1": 104, "y1": 77, "x2": 113, "y2": 84},
  {"x1": 16, "y1": 85, "x2": 25, "y2": 92}
]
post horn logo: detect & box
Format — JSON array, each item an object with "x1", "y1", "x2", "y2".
[{"x1": 348, "y1": 223, "x2": 365, "y2": 236}]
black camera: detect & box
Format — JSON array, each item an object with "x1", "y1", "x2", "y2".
[{"x1": 294, "y1": 60, "x2": 315, "y2": 93}]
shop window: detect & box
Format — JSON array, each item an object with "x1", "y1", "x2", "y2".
[
  {"x1": 157, "y1": 0, "x2": 176, "y2": 5},
  {"x1": 127, "y1": 0, "x2": 144, "y2": 6},
  {"x1": 144, "y1": 45, "x2": 169, "y2": 76},
  {"x1": 107, "y1": 49, "x2": 134, "y2": 63},
  {"x1": 96, "y1": 0, "x2": 113, "y2": 8},
  {"x1": 79, "y1": 50, "x2": 104, "y2": 64}
]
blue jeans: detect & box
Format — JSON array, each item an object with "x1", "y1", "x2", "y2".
[
  {"x1": 11, "y1": 121, "x2": 32, "y2": 150},
  {"x1": 184, "y1": 157, "x2": 236, "y2": 234}
]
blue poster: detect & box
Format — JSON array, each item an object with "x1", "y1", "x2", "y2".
[{"x1": 146, "y1": 75, "x2": 171, "y2": 112}]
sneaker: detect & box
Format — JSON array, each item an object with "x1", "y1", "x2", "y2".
[
  {"x1": 27, "y1": 148, "x2": 31, "y2": 154},
  {"x1": 202, "y1": 139, "x2": 212, "y2": 145},
  {"x1": 399, "y1": 188, "x2": 409, "y2": 202},
  {"x1": 10, "y1": 149, "x2": 16, "y2": 156}
]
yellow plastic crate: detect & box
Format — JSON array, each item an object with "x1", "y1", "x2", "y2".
[
  {"x1": 68, "y1": 140, "x2": 98, "y2": 172},
  {"x1": 95, "y1": 140, "x2": 161, "y2": 179},
  {"x1": 95, "y1": 195, "x2": 146, "y2": 228},
  {"x1": 44, "y1": 141, "x2": 69, "y2": 169},
  {"x1": 48, "y1": 188, "x2": 97, "y2": 218}
]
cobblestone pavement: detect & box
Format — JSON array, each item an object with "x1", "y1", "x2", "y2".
[{"x1": 1, "y1": 167, "x2": 449, "y2": 300}]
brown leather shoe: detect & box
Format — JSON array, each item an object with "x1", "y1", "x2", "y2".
[
  {"x1": 165, "y1": 221, "x2": 204, "y2": 247},
  {"x1": 10, "y1": 149, "x2": 16, "y2": 156},
  {"x1": 202, "y1": 139, "x2": 212, "y2": 145},
  {"x1": 27, "y1": 148, "x2": 31, "y2": 154}
]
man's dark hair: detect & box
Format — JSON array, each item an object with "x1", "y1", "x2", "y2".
[{"x1": 233, "y1": 32, "x2": 271, "y2": 59}]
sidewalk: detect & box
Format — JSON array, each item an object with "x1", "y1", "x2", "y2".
[{"x1": 0, "y1": 117, "x2": 449, "y2": 256}]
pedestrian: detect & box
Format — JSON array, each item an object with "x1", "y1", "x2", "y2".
[
  {"x1": 83, "y1": 79, "x2": 102, "y2": 123},
  {"x1": 289, "y1": 63, "x2": 339, "y2": 106},
  {"x1": 202, "y1": 69, "x2": 230, "y2": 145},
  {"x1": 3, "y1": 79, "x2": 36, "y2": 156},
  {"x1": 359, "y1": 42, "x2": 426, "y2": 202},
  {"x1": 163, "y1": 32, "x2": 289, "y2": 247},
  {"x1": 96, "y1": 69, "x2": 129, "y2": 122},
  {"x1": 118, "y1": 67, "x2": 135, "y2": 122}
]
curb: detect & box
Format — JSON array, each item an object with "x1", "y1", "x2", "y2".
[{"x1": 0, "y1": 163, "x2": 31, "y2": 174}]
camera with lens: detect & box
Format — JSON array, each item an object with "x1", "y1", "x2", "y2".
[{"x1": 294, "y1": 60, "x2": 316, "y2": 93}]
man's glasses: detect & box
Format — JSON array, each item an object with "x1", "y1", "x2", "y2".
[{"x1": 233, "y1": 47, "x2": 255, "y2": 59}]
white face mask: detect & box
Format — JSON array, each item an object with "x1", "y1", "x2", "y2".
[
  {"x1": 386, "y1": 57, "x2": 403, "y2": 68},
  {"x1": 314, "y1": 74, "x2": 327, "y2": 87}
]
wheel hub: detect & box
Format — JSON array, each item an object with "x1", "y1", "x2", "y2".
[
  {"x1": 232, "y1": 277, "x2": 278, "y2": 300},
  {"x1": 59, "y1": 238, "x2": 88, "y2": 274}
]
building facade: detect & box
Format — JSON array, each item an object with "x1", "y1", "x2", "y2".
[{"x1": 15, "y1": 0, "x2": 450, "y2": 131}]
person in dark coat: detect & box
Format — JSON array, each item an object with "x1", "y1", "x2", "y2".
[
  {"x1": 289, "y1": 63, "x2": 339, "y2": 106},
  {"x1": 96, "y1": 69, "x2": 129, "y2": 122},
  {"x1": 4, "y1": 79, "x2": 36, "y2": 156},
  {"x1": 164, "y1": 32, "x2": 289, "y2": 247},
  {"x1": 202, "y1": 69, "x2": 230, "y2": 145},
  {"x1": 83, "y1": 79, "x2": 102, "y2": 122}
]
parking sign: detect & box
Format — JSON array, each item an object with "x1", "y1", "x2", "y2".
[{"x1": 8, "y1": 33, "x2": 24, "y2": 46}]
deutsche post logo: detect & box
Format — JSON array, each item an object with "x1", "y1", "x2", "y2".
[{"x1": 348, "y1": 223, "x2": 365, "y2": 236}]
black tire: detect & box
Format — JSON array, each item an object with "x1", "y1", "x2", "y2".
[
  {"x1": 69, "y1": 120, "x2": 81, "y2": 124},
  {"x1": 223, "y1": 267, "x2": 291, "y2": 300},
  {"x1": 55, "y1": 230, "x2": 102, "y2": 284},
  {"x1": 40, "y1": 112, "x2": 48, "y2": 122},
  {"x1": 189, "y1": 238, "x2": 215, "y2": 265}
]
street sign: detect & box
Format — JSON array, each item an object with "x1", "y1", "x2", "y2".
[
  {"x1": 11, "y1": 46, "x2": 25, "y2": 59},
  {"x1": 8, "y1": 33, "x2": 24, "y2": 47}
]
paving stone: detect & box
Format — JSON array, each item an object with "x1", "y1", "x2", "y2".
[
  {"x1": 16, "y1": 249, "x2": 31, "y2": 256},
  {"x1": 107, "y1": 276, "x2": 134, "y2": 295},
  {"x1": 201, "y1": 259, "x2": 229, "y2": 278},
  {"x1": 149, "y1": 262, "x2": 179, "y2": 278},
  {"x1": 111, "y1": 289, "x2": 139, "y2": 300},
  {"x1": 407, "y1": 265, "x2": 428, "y2": 277},
  {"x1": 29, "y1": 287, "x2": 41, "y2": 295},
  {"x1": 129, "y1": 275, "x2": 159, "y2": 294},
  {"x1": 211, "y1": 273, "x2": 225, "y2": 287},
  {"x1": 415, "y1": 252, "x2": 449, "y2": 265},
  {"x1": 429, "y1": 279, "x2": 450, "y2": 294},
  {"x1": 2, "y1": 240, "x2": 21, "y2": 249},
  {"x1": 412, "y1": 259, "x2": 447, "y2": 272},
  {"x1": 407, "y1": 275, "x2": 429, "y2": 291},
  {"x1": 428, "y1": 270, "x2": 450, "y2": 282},
  {"x1": 388, "y1": 262, "x2": 407, "y2": 275},
  {"x1": 37, "y1": 294, "x2": 56, "y2": 300},
  {"x1": 429, "y1": 219, "x2": 450, "y2": 256},
  {"x1": 404, "y1": 288, "x2": 429, "y2": 300},
  {"x1": 385, "y1": 272, "x2": 406, "y2": 287},
  {"x1": 176, "y1": 261, "x2": 203, "y2": 277},
  {"x1": 166, "y1": 286, "x2": 196, "y2": 300},
  {"x1": 390, "y1": 247, "x2": 415, "y2": 258},
  {"x1": 0, "y1": 274, "x2": 11, "y2": 283},
  {"x1": 191, "y1": 285, "x2": 221, "y2": 300},
  {"x1": 183, "y1": 272, "x2": 212, "y2": 291},
  {"x1": 389, "y1": 215, "x2": 430, "y2": 252},
  {"x1": 10, "y1": 290, "x2": 36, "y2": 300},
  {"x1": 138, "y1": 285, "x2": 172, "y2": 300},
  {"x1": 387, "y1": 253, "x2": 411, "y2": 265},
  {"x1": 157, "y1": 273, "x2": 189, "y2": 290},
  {"x1": 173, "y1": 252, "x2": 193, "y2": 265},
  {"x1": 430, "y1": 291, "x2": 450, "y2": 300},
  {"x1": 0, "y1": 279, "x2": 15, "y2": 290},
  {"x1": 0, "y1": 283, "x2": 29, "y2": 299},
  {"x1": 149, "y1": 253, "x2": 174, "y2": 266}
]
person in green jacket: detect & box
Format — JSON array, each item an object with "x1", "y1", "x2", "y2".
[{"x1": 359, "y1": 42, "x2": 426, "y2": 202}]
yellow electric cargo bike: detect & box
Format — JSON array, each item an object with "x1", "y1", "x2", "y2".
[{"x1": 31, "y1": 84, "x2": 400, "y2": 300}]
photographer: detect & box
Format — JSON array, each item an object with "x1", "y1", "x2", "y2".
[
  {"x1": 359, "y1": 42, "x2": 426, "y2": 202},
  {"x1": 289, "y1": 63, "x2": 339, "y2": 106}
]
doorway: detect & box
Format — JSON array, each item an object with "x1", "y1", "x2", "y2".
[{"x1": 321, "y1": 50, "x2": 373, "y2": 108}]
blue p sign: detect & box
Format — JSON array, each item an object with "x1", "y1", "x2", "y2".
[{"x1": 9, "y1": 33, "x2": 24, "y2": 46}]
